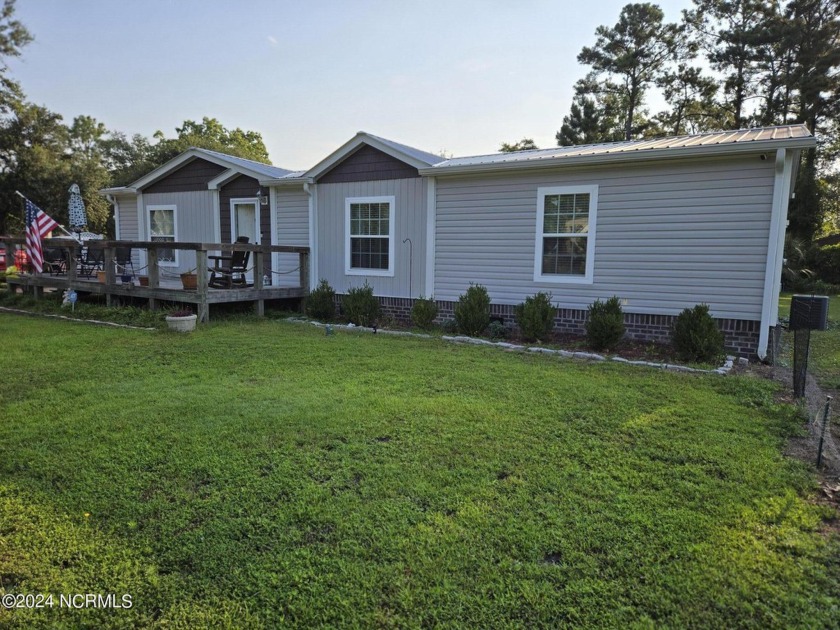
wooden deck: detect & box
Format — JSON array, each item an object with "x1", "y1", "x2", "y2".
[{"x1": 2, "y1": 237, "x2": 310, "y2": 322}]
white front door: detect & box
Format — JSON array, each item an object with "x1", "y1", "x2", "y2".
[{"x1": 231, "y1": 198, "x2": 260, "y2": 283}]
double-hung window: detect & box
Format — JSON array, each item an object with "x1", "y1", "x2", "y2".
[
  {"x1": 534, "y1": 185, "x2": 598, "y2": 283},
  {"x1": 148, "y1": 205, "x2": 177, "y2": 266},
  {"x1": 345, "y1": 196, "x2": 395, "y2": 276}
]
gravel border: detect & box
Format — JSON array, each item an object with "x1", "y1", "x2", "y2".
[{"x1": 288, "y1": 318, "x2": 736, "y2": 375}]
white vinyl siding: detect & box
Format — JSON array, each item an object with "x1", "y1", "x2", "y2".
[
  {"x1": 345, "y1": 196, "x2": 395, "y2": 276},
  {"x1": 434, "y1": 156, "x2": 776, "y2": 320},
  {"x1": 142, "y1": 191, "x2": 218, "y2": 274},
  {"x1": 534, "y1": 185, "x2": 597, "y2": 283}
]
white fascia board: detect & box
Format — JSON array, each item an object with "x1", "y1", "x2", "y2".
[
  {"x1": 418, "y1": 137, "x2": 817, "y2": 177},
  {"x1": 303, "y1": 133, "x2": 433, "y2": 181},
  {"x1": 207, "y1": 169, "x2": 240, "y2": 190}
]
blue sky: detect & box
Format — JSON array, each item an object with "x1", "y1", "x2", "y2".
[{"x1": 10, "y1": 0, "x2": 694, "y2": 169}]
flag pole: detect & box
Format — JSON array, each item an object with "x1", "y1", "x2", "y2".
[{"x1": 15, "y1": 190, "x2": 76, "y2": 238}]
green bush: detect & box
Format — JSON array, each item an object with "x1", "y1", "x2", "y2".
[
  {"x1": 411, "y1": 296, "x2": 438, "y2": 330},
  {"x1": 586, "y1": 296, "x2": 625, "y2": 351},
  {"x1": 488, "y1": 320, "x2": 507, "y2": 340},
  {"x1": 342, "y1": 281, "x2": 381, "y2": 327},
  {"x1": 514, "y1": 292, "x2": 556, "y2": 341},
  {"x1": 454, "y1": 284, "x2": 491, "y2": 336},
  {"x1": 672, "y1": 304, "x2": 725, "y2": 363},
  {"x1": 815, "y1": 245, "x2": 840, "y2": 286},
  {"x1": 305, "y1": 279, "x2": 336, "y2": 321}
]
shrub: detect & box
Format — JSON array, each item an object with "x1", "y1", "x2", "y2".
[
  {"x1": 586, "y1": 296, "x2": 625, "y2": 351},
  {"x1": 672, "y1": 304, "x2": 725, "y2": 363},
  {"x1": 454, "y1": 284, "x2": 491, "y2": 336},
  {"x1": 305, "y1": 279, "x2": 336, "y2": 321},
  {"x1": 440, "y1": 319, "x2": 457, "y2": 333},
  {"x1": 411, "y1": 296, "x2": 438, "y2": 330},
  {"x1": 488, "y1": 320, "x2": 507, "y2": 340},
  {"x1": 342, "y1": 281, "x2": 381, "y2": 327},
  {"x1": 514, "y1": 292, "x2": 556, "y2": 341},
  {"x1": 815, "y1": 245, "x2": 840, "y2": 286}
]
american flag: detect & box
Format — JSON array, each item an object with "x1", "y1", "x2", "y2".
[{"x1": 25, "y1": 198, "x2": 59, "y2": 273}]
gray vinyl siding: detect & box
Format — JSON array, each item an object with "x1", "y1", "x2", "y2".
[
  {"x1": 116, "y1": 195, "x2": 138, "y2": 240},
  {"x1": 115, "y1": 194, "x2": 141, "y2": 270},
  {"x1": 274, "y1": 188, "x2": 309, "y2": 288},
  {"x1": 142, "y1": 191, "x2": 217, "y2": 275},
  {"x1": 434, "y1": 156, "x2": 776, "y2": 321},
  {"x1": 316, "y1": 178, "x2": 427, "y2": 298}
]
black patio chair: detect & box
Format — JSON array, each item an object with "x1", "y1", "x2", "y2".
[
  {"x1": 78, "y1": 246, "x2": 104, "y2": 278},
  {"x1": 208, "y1": 237, "x2": 251, "y2": 289},
  {"x1": 115, "y1": 246, "x2": 135, "y2": 277},
  {"x1": 43, "y1": 247, "x2": 67, "y2": 275}
]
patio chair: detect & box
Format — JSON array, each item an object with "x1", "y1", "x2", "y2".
[
  {"x1": 208, "y1": 237, "x2": 251, "y2": 289},
  {"x1": 78, "y1": 247, "x2": 104, "y2": 278},
  {"x1": 43, "y1": 247, "x2": 67, "y2": 275},
  {"x1": 115, "y1": 246, "x2": 135, "y2": 277}
]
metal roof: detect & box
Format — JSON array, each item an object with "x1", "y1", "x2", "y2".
[
  {"x1": 192, "y1": 148, "x2": 295, "y2": 179},
  {"x1": 428, "y1": 125, "x2": 815, "y2": 172},
  {"x1": 364, "y1": 133, "x2": 446, "y2": 166}
]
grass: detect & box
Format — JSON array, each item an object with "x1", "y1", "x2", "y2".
[
  {"x1": 0, "y1": 314, "x2": 838, "y2": 628},
  {"x1": 779, "y1": 292, "x2": 840, "y2": 390}
]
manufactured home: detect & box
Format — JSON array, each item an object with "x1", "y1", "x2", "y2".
[{"x1": 104, "y1": 125, "x2": 815, "y2": 359}]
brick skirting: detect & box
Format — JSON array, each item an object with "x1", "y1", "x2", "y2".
[{"x1": 335, "y1": 295, "x2": 762, "y2": 358}]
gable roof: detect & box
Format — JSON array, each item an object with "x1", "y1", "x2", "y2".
[
  {"x1": 420, "y1": 125, "x2": 816, "y2": 175},
  {"x1": 272, "y1": 132, "x2": 444, "y2": 185},
  {"x1": 126, "y1": 147, "x2": 296, "y2": 191}
]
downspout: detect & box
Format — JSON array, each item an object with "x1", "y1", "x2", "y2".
[
  {"x1": 304, "y1": 182, "x2": 317, "y2": 290},
  {"x1": 757, "y1": 148, "x2": 795, "y2": 360},
  {"x1": 106, "y1": 194, "x2": 120, "y2": 239}
]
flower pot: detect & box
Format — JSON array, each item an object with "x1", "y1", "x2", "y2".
[
  {"x1": 165, "y1": 314, "x2": 197, "y2": 333},
  {"x1": 138, "y1": 276, "x2": 149, "y2": 287},
  {"x1": 121, "y1": 274, "x2": 132, "y2": 283},
  {"x1": 180, "y1": 273, "x2": 197, "y2": 290},
  {"x1": 96, "y1": 270, "x2": 107, "y2": 283}
]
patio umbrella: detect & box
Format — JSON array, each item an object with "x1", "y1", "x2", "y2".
[{"x1": 68, "y1": 183, "x2": 87, "y2": 231}]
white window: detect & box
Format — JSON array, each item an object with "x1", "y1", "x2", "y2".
[
  {"x1": 534, "y1": 185, "x2": 598, "y2": 284},
  {"x1": 148, "y1": 204, "x2": 177, "y2": 266},
  {"x1": 345, "y1": 196, "x2": 395, "y2": 276}
]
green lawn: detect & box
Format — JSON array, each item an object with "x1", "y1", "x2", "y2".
[
  {"x1": 0, "y1": 315, "x2": 837, "y2": 628},
  {"x1": 779, "y1": 293, "x2": 840, "y2": 390}
]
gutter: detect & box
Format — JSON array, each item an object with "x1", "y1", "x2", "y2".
[
  {"x1": 418, "y1": 137, "x2": 816, "y2": 177},
  {"x1": 259, "y1": 176, "x2": 313, "y2": 187}
]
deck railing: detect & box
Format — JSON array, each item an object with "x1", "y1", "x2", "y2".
[{"x1": 1, "y1": 237, "x2": 310, "y2": 321}]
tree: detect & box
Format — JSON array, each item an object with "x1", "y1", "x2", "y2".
[
  {"x1": 500, "y1": 138, "x2": 538, "y2": 152},
  {"x1": 684, "y1": 0, "x2": 770, "y2": 129},
  {"x1": 578, "y1": 3, "x2": 679, "y2": 140},
  {"x1": 149, "y1": 117, "x2": 271, "y2": 166},
  {"x1": 0, "y1": 0, "x2": 31, "y2": 113},
  {"x1": 654, "y1": 64, "x2": 722, "y2": 134}
]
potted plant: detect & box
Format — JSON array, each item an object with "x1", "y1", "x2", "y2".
[
  {"x1": 180, "y1": 272, "x2": 197, "y2": 290},
  {"x1": 165, "y1": 309, "x2": 197, "y2": 332},
  {"x1": 138, "y1": 275, "x2": 149, "y2": 286}
]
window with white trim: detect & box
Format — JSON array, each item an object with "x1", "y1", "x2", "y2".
[
  {"x1": 148, "y1": 205, "x2": 177, "y2": 266},
  {"x1": 534, "y1": 185, "x2": 598, "y2": 283},
  {"x1": 345, "y1": 196, "x2": 395, "y2": 276}
]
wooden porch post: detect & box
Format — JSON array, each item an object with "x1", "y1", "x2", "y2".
[
  {"x1": 196, "y1": 249, "x2": 209, "y2": 323},
  {"x1": 148, "y1": 248, "x2": 159, "y2": 310},
  {"x1": 104, "y1": 245, "x2": 116, "y2": 306},
  {"x1": 253, "y1": 249, "x2": 264, "y2": 316}
]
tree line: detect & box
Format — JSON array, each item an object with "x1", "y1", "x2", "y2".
[
  {"x1": 0, "y1": 1, "x2": 270, "y2": 235},
  {"x1": 0, "y1": 0, "x2": 837, "y2": 244},
  {"x1": 501, "y1": 0, "x2": 839, "y2": 243}
]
